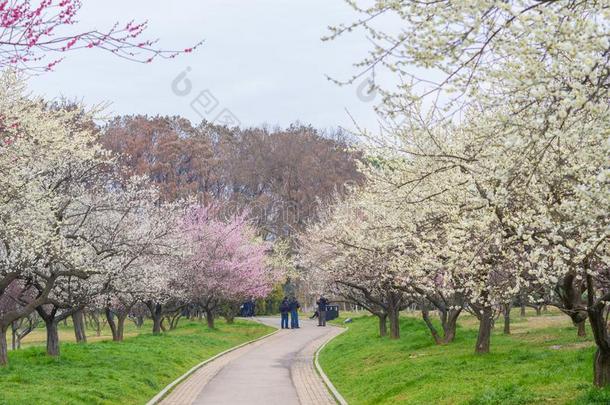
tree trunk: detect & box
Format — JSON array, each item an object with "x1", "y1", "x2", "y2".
[
  {"x1": 503, "y1": 303, "x2": 511, "y2": 335},
  {"x1": 442, "y1": 309, "x2": 461, "y2": 344},
  {"x1": 72, "y1": 309, "x2": 87, "y2": 343},
  {"x1": 87, "y1": 312, "x2": 103, "y2": 336},
  {"x1": 475, "y1": 306, "x2": 493, "y2": 354},
  {"x1": 520, "y1": 303, "x2": 526, "y2": 317},
  {"x1": 45, "y1": 319, "x2": 60, "y2": 357},
  {"x1": 106, "y1": 308, "x2": 118, "y2": 339},
  {"x1": 152, "y1": 314, "x2": 162, "y2": 334},
  {"x1": 577, "y1": 320, "x2": 587, "y2": 337},
  {"x1": 106, "y1": 308, "x2": 127, "y2": 341},
  {"x1": 535, "y1": 306, "x2": 542, "y2": 316},
  {"x1": 0, "y1": 325, "x2": 8, "y2": 366},
  {"x1": 421, "y1": 308, "x2": 442, "y2": 344},
  {"x1": 11, "y1": 321, "x2": 17, "y2": 350},
  {"x1": 377, "y1": 313, "x2": 387, "y2": 337},
  {"x1": 147, "y1": 302, "x2": 163, "y2": 335},
  {"x1": 116, "y1": 315, "x2": 126, "y2": 341},
  {"x1": 594, "y1": 349, "x2": 610, "y2": 387},
  {"x1": 388, "y1": 308, "x2": 400, "y2": 339},
  {"x1": 169, "y1": 313, "x2": 182, "y2": 330},
  {"x1": 206, "y1": 309, "x2": 215, "y2": 329},
  {"x1": 587, "y1": 268, "x2": 610, "y2": 387}
]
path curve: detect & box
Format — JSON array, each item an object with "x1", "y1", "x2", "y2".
[{"x1": 158, "y1": 317, "x2": 344, "y2": 405}]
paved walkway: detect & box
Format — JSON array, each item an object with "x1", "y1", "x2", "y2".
[{"x1": 159, "y1": 317, "x2": 343, "y2": 405}]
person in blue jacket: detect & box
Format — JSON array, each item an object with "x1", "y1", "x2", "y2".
[
  {"x1": 279, "y1": 297, "x2": 290, "y2": 329},
  {"x1": 288, "y1": 296, "x2": 300, "y2": 329}
]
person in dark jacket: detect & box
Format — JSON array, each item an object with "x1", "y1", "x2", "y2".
[
  {"x1": 289, "y1": 297, "x2": 300, "y2": 329},
  {"x1": 316, "y1": 296, "x2": 329, "y2": 326},
  {"x1": 247, "y1": 299, "x2": 256, "y2": 317},
  {"x1": 279, "y1": 297, "x2": 290, "y2": 329}
]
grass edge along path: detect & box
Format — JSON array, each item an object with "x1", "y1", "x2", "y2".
[
  {"x1": 0, "y1": 319, "x2": 274, "y2": 405},
  {"x1": 318, "y1": 312, "x2": 610, "y2": 405},
  {"x1": 314, "y1": 325, "x2": 349, "y2": 405}
]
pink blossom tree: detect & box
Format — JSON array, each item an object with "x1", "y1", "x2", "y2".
[
  {"x1": 180, "y1": 205, "x2": 276, "y2": 328},
  {"x1": 0, "y1": 0, "x2": 201, "y2": 72}
]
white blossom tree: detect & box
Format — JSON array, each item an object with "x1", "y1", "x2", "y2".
[
  {"x1": 0, "y1": 73, "x2": 114, "y2": 364},
  {"x1": 331, "y1": 0, "x2": 609, "y2": 383},
  {"x1": 300, "y1": 190, "x2": 413, "y2": 339}
]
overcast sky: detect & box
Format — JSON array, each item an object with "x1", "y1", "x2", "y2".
[{"x1": 28, "y1": 0, "x2": 389, "y2": 133}]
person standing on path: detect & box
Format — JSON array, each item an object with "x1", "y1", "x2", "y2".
[
  {"x1": 248, "y1": 298, "x2": 256, "y2": 317},
  {"x1": 289, "y1": 296, "x2": 300, "y2": 329},
  {"x1": 316, "y1": 295, "x2": 329, "y2": 327},
  {"x1": 279, "y1": 297, "x2": 290, "y2": 329}
]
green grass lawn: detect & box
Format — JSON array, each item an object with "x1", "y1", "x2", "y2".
[
  {"x1": 320, "y1": 310, "x2": 610, "y2": 404},
  {"x1": 14, "y1": 317, "x2": 158, "y2": 348},
  {"x1": 0, "y1": 319, "x2": 273, "y2": 405}
]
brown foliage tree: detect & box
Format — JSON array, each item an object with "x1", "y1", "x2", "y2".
[{"x1": 101, "y1": 117, "x2": 363, "y2": 240}]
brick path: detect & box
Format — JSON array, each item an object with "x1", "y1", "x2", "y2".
[{"x1": 158, "y1": 317, "x2": 344, "y2": 405}]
